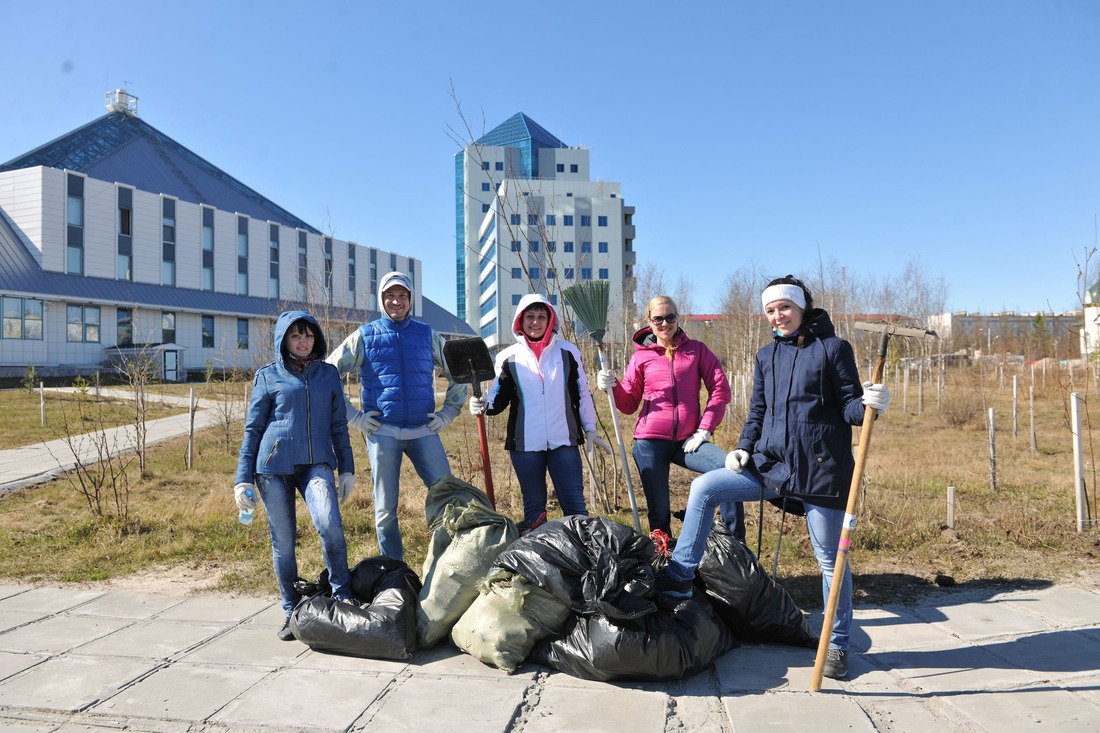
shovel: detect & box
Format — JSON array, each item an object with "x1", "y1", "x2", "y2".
[{"x1": 443, "y1": 337, "x2": 496, "y2": 507}]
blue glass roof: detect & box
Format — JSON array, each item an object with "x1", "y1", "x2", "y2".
[
  {"x1": 0, "y1": 112, "x2": 319, "y2": 233},
  {"x1": 476, "y1": 113, "x2": 567, "y2": 149}
]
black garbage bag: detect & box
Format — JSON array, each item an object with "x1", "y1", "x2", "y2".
[
  {"x1": 530, "y1": 594, "x2": 733, "y2": 681},
  {"x1": 493, "y1": 515, "x2": 657, "y2": 620},
  {"x1": 696, "y1": 519, "x2": 817, "y2": 647},
  {"x1": 289, "y1": 556, "x2": 422, "y2": 660}
]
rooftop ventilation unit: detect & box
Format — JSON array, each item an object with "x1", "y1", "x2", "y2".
[{"x1": 105, "y1": 88, "x2": 138, "y2": 116}]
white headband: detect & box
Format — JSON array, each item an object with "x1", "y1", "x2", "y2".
[{"x1": 761, "y1": 284, "x2": 806, "y2": 311}]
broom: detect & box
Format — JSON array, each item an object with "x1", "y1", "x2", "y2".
[{"x1": 563, "y1": 281, "x2": 642, "y2": 533}]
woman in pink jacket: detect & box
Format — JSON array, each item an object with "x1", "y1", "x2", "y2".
[{"x1": 597, "y1": 295, "x2": 744, "y2": 541}]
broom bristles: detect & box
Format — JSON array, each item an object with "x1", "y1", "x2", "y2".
[{"x1": 563, "y1": 281, "x2": 610, "y2": 343}]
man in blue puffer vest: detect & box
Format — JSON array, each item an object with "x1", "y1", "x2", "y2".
[{"x1": 327, "y1": 271, "x2": 468, "y2": 560}]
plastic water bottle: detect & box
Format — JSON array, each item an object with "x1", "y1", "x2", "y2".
[{"x1": 239, "y1": 489, "x2": 255, "y2": 525}]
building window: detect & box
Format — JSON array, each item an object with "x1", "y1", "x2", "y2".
[
  {"x1": 269, "y1": 224, "x2": 280, "y2": 299},
  {"x1": 201, "y1": 207, "x2": 215, "y2": 291},
  {"x1": 66, "y1": 174, "x2": 84, "y2": 275},
  {"x1": 66, "y1": 304, "x2": 100, "y2": 343},
  {"x1": 512, "y1": 294, "x2": 522, "y2": 306},
  {"x1": 162, "y1": 198, "x2": 176, "y2": 286},
  {"x1": 511, "y1": 268, "x2": 522, "y2": 279},
  {"x1": 581, "y1": 268, "x2": 592, "y2": 280},
  {"x1": 564, "y1": 241, "x2": 575, "y2": 253},
  {"x1": 510, "y1": 214, "x2": 521, "y2": 225},
  {"x1": 369, "y1": 248, "x2": 377, "y2": 294},
  {"x1": 550, "y1": 294, "x2": 558, "y2": 305},
  {"x1": 236, "y1": 216, "x2": 249, "y2": 295},
  {"x1": 1, "y1": 297, "x2": 43, "y2": 340},
  {"x1": 297, "y1": 231, "x2": 308, "y2": 300},
  {"x1": 563, "y1": 215, "x2": 574, "y2": 226},
  {"x1": 348, "y1": 242, "x2": 357, "y2": 305},
  {"x1": 481, "y1": 182, "x2": 491, "y2": 192},
  {"x1": 201, "y1": 315, "x2": 214, "y2": 348},
  {"x1": 529, "y1": 240, "x2": 540, "y2": 252},
  {"x1": 556, "y1": 163, "x2": 564, "y2": 173},
  {"x1": 237, "y1": 318, "x2": 249, "y2": 349},
  {"x1": 564, "y1": 267, "x2": 575, "y2": 279},
  {"x1": 581, "y1": 241, "x2": 592, "y2": 253},
  {"x1": 547, "y1": 268, "x2": 556, "y2": 279},
  {"x1": 480, "y1": 267, "x2": 497, "y2": 292},
  {"x1": 495, "y1": 161, "x2": 503, "y2": 171},
  {"x1": 511, "y1": 240, "x2": 521, "y2": 252},
  {"x1": 530, "y1": 267, "x2": 540, "y2": 280},
  {"x1": 117, "y1": 186, "x2": 133, "y2": 281},
  {"x1": 324, "y1": 237, "x2": 333, "y2": 298},
  {"x1": 482, "y1": 162, "x2": 490, "y2": 170},
  {"x1": 598, "y1": 215, "x2": 608, "y2": 227},
  {"x1": 528, "y1": 214, "x2": 538, "y2": 226},
  {"x1": 580, "y1": 215, "x2": 591, "y2": 227},
  {"x1": 162, "y1": 312, "x2": 175, "y2": 344},
  {"x1": 117, "y1": 308, "x2": 133, "y2": 346},
  {"x1": 570, "y1": 164, "x2": 579, "y2": 173},
  {"x1": 598, "y1": 241, "x2": 609, "y2": 253},
  {"x1": 546, "y1": 214, "x2": 556, "y2": 226},
  {"x1": 546, "y1": 241, "x2": 556, "y2": 252},
  {"x1": 479, "y1": 293, "x2": 497, "y2": 319},
  {"x1": 481, "y1": 204, "x2": 490, "y2": 213},
  {"x1": 599, "y1": 268, "x2": 609, "y2": 280}
]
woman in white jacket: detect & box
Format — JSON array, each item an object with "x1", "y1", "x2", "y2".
[{"x1": 471, "y1": 294, "x2": 610, "y2": 532}]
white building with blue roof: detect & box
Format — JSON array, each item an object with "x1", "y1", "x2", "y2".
[
  {"x1": 455, "y1": 113, "x2": 636, "y2": 349},
  {"x1": 0, "y1": 89, "x2": 472, "y2": 380}
]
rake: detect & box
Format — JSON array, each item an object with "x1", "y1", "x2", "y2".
[{"x1": 563, "y1": 281, "x2": 642, "y2": 533}]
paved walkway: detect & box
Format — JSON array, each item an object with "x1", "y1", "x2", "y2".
[
  {"x1": 1, "y1": 389, "x2": 1099, "y2": 731},
  {"x1": 0, "y1": 578, "x2": 1097, "y2": 732}
]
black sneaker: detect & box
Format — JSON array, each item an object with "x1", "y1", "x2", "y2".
[
  {"x1": 277, "y1": 616, "x2": 295, "y2": 642},
  {"x1": 655, "y1": 568, "x2": 693, "y2": 599},
  {"x1": 516, "y1": 511, "x2": 548, "y2": 536},
  {"x1": 823, "y1": 648, "x2": 848, "y2": 679}
]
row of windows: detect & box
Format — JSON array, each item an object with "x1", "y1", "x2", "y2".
[
  {"x1": 1, "y1": 297, "x2": 44, "y2": 340},
  {"x1": 504, "y1": 213, "x2": 609, "y2": 227},
  {"x1": 509, "y1": 240, "x2": 609, "y2": 254},
  {"x1": 15, "y1": 302, "x2": 244, "y2": 350},
  {"x1": 510, "y1": 267, "x2": 608, "y2": 281},
  {"x1": 511, "y1": 293, "x2": 559, "y2": 306}
]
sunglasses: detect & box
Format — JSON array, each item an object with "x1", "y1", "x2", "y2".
[{"x1": 650, "y1": 314, "x2": 677, "y2": 325}]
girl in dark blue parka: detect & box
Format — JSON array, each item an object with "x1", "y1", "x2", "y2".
[
  {"x1": 657, "y1": 276, "x2": 891, "y2": 680},
  {"x1": 234, "y1": 310, "x2": 357, "y2": 640}
]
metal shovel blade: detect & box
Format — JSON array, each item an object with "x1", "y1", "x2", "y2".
[{"x1": 443, "y1": 337, "x2": 494, "y2": 396}]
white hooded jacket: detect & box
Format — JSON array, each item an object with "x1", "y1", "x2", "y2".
[{"x1": 483, "y1": 293, "x2": 599, "y2": 452}]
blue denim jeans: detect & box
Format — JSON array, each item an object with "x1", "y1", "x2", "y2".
[
  {"x1": 666, "y1": 466, "x2": 852, "y2": 650},
  {"x1": 256, "y1": 464, "x2": 351, "y2": 616},
  {"x1": 509, "y1": 446, "x2": 587, "y2": 526},
  {"x1": 631, "y1": 438, "x2": 744, "y2": 539},
  {"x1": 367, "y1": 428, "x2": 451, "y2": 561}
]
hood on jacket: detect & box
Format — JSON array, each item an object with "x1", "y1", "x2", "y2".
[
  {"x1": 512, "y1": 293, "x2": 558, "y2": 344},
  {"x1": 274, "y1": 310, "x2": 327, "y2": 369},
  {"x1": 378, "y1": 271, "x2": 413, "y2": 315}
]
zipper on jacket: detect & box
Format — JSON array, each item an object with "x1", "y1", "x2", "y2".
[
  {"x1": 266, "y1": 438, "x2": 281, "y2": 465},
  {"x1": 304, "y1": 370, "x2": 314, "y2": 465}
]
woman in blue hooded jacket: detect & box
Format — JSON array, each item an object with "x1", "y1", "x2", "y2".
[
  {"x1": 656, "y1": 276, "x2": 891, "y2": 680},
  {"x1": 234, "y1": 310, "x2": 357, "y2": 641}
]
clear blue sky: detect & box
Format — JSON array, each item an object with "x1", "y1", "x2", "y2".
[{"x1": 4, "y1": 1, "x2": 1097, "y2": 316}]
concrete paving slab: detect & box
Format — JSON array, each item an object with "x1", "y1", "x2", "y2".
[
  {"x1": 412, "y1": 641, "x2": 521, "y2": 678},
  {"x1": 75, "y1": 619, "x2": 225, "y2": 660},
  {"x1": 241, "y1": 601, "x2": 287, "y2": 629},
  {"x1": 0, "y1": 611, "x2": 43, "y2": 634},
  {"x1": 0, "y1": 588, "x2": 105, "y2": 615},
  {"x1": 1066, "y1": 674, "x2": 1100, "y2": 711},
  {"x1": 912, "y1": 597, "x2": 1052, "y2": 640},
  {"x1": 294, "y1": 647, "x2": 409, "y2": 675},
  {"x1": 0, "y1": 655, "x2": 155, "y2": 712},
  {"x1": 859, "y1": 697, "x2": 967, "y2": 732},
  {"x1": 156, "y1": 596, "x2": 272, "y2": 624},
  {"x1": 0, "y1": 719, "x2": 57, "y2": 732},
  {"x1": 854, "y1": 607, "x2": 961, "y2": 651},
  {"x1": 179, "y1": 625, "x2": 308, "y2": 669},
  {"x1": 0, "y1": 586, "x2": 25, "y2": 602},
  {"x1": 945, "y1": 686, "x2": 1100, "y2": 731},
  {"x1": 871, "y1": 644, "x2": 1040, "y2": 693},
  {"x1": 973, "y1": 628, "x2": 1100, "y2": 677},
  {"x1": 0, "y1": 651, "x2": 47, "y2": 683},
  {"x1": 711, "y1": 643, "x2": 825, "y2": 693},
  {"x1": 524, "y1": 683, "x2": 668, "y2": 733},
  {"x1": 363, "y1": 675, "x2": 530, "y2": 733},
  {"x1": 723, "y1": 691, "x2": 877, "y2": 732},
  {"x1": 67, "y1": 590, "x2": 183, "y2": 620},
  {"x1": 91, "y1": 662, "x2": 269, "y2": 722},
  {"x1": 212, "y1": 667, "x2": 387, "y2": 731},
  {"x1": 1004, "y1": 586, "x2": 1100, "y2": 628},
  {"x1": 0, "y1": 614, "x2": 134, "y2": 654}
]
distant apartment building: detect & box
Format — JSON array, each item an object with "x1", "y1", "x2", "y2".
[
  {"x1": 455, "y1": 113, "x2": 636, "y2": 349},
  {"x1": 0, "y1": 90, "x2": 470, "y2": 380}
]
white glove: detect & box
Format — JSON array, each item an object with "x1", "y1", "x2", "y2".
[
  {"x1": 726, "y1": 449, "x2": 750, "y2": 473},
  {"x1": 596, "y1": 369, "x2": 617, "y2": 391},
  {"x1": 862, "y1": 382, "x2": 891, "y2": 414},
  {"x1": 586, "y1": 430, "x2": 612, "y2": 454},
  {"x1": 234, "y1": 482, "x2": 257, "y2": 512},
  {"x1": 683, "y1": 429, "x2": 711, "y2": 453},
  {"x1": 427, "y1": 411, "x2": 454, "y2": 433},
  {"x1": 337, "y1": 473, "x2": 355, "y2": 504},
  {"x1": 349, "y1": 409, "x2": 382, "y2": 436},
  {"x1": 469, "y1": 396, "x2": 488, "y2": 415}
]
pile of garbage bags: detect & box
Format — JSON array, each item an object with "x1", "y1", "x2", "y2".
[{"x1": 287, "y1": 474, "x2": 816, "y2": 681}]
